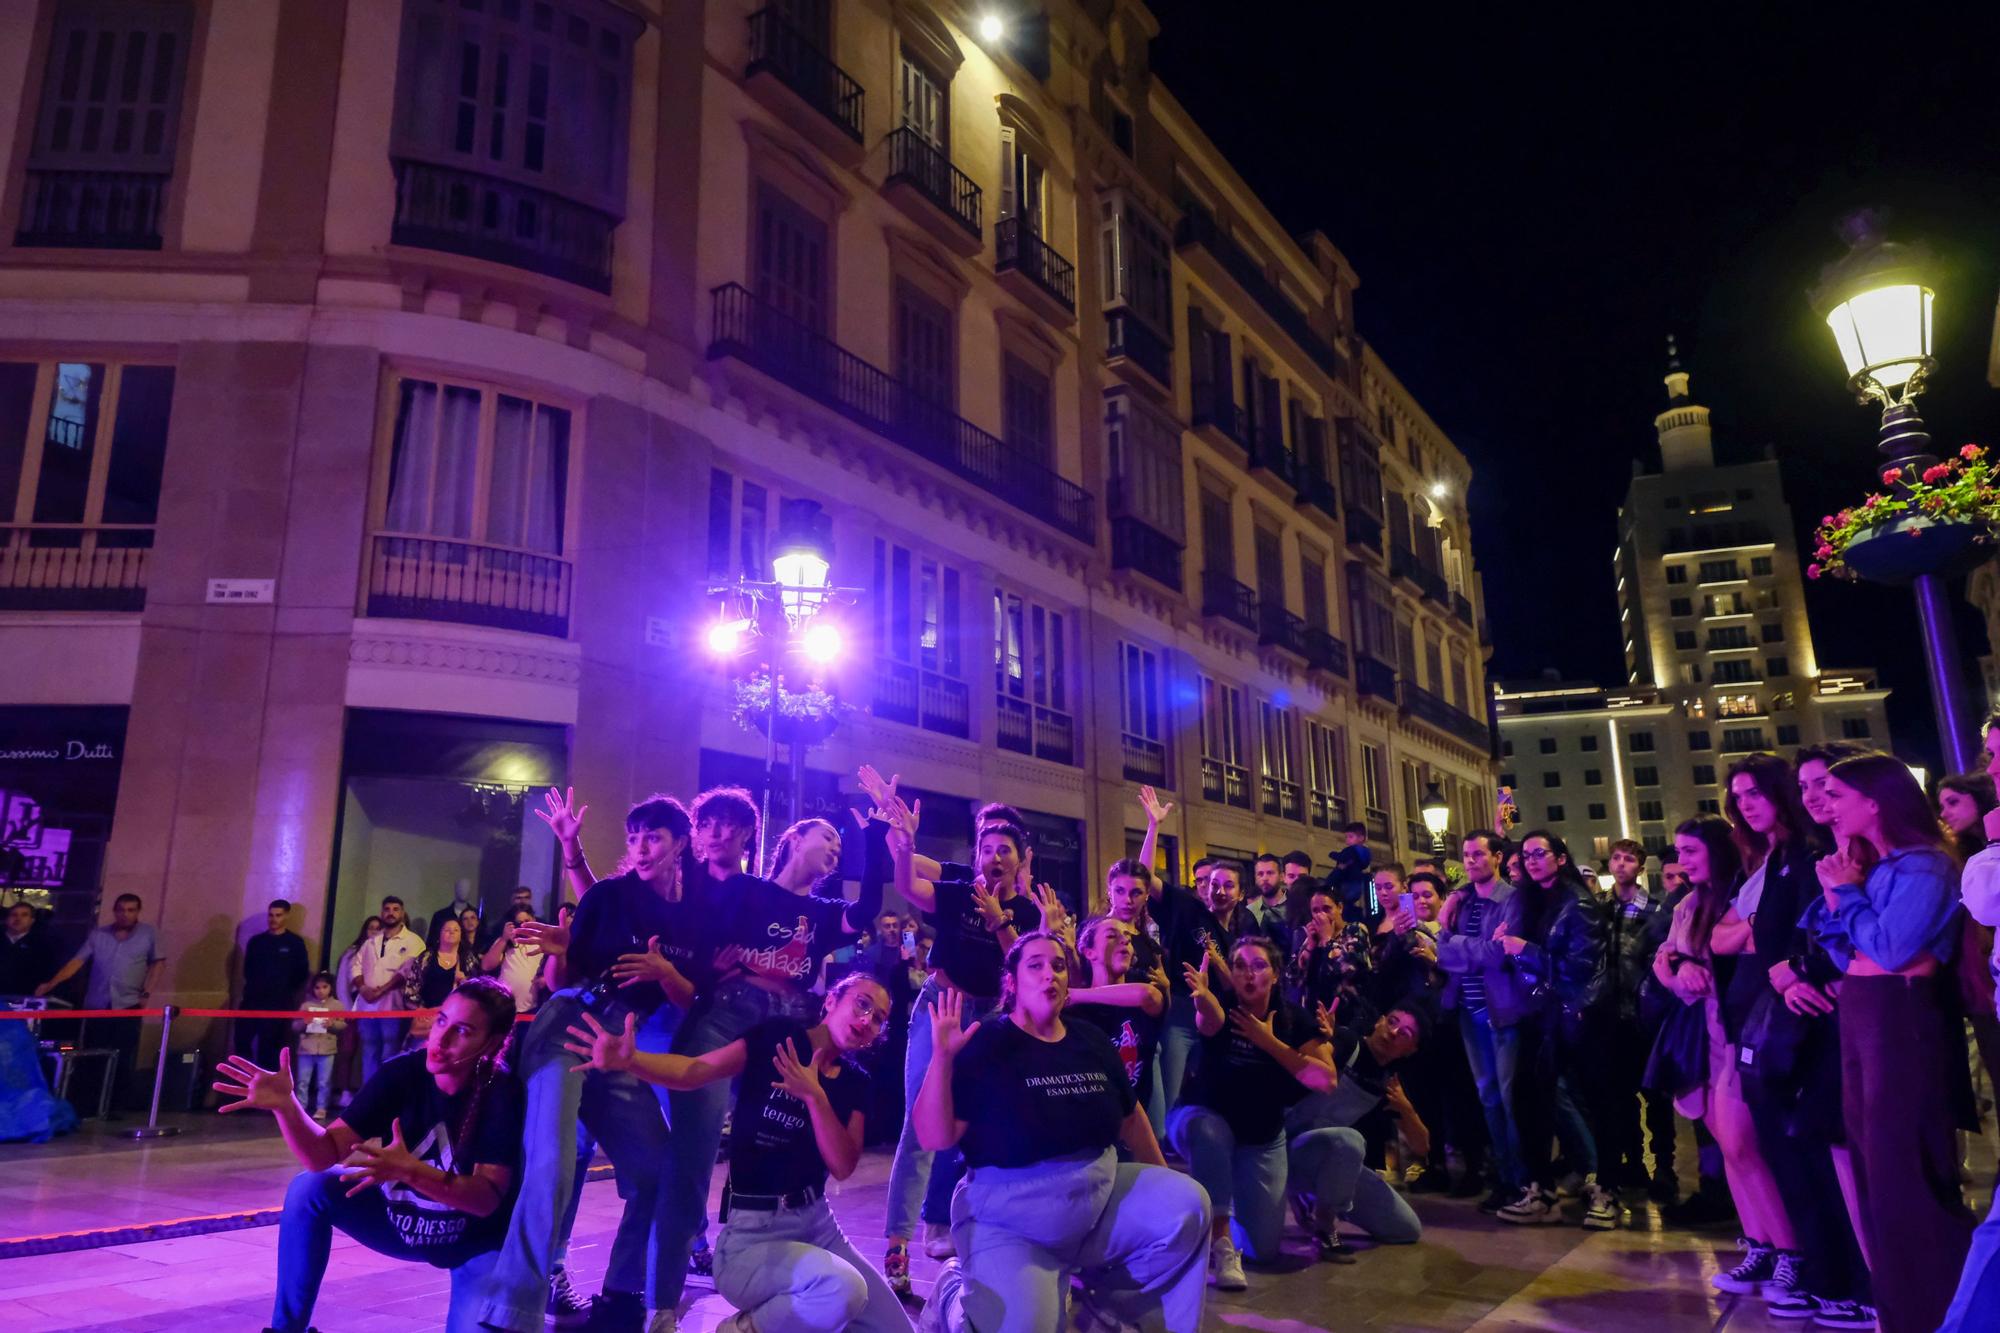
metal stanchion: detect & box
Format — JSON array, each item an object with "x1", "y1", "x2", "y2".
[{"x1": 119, "y1": 1004, "x2": 182, "y2": 1140}]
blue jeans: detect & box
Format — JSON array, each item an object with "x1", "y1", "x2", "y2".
[
  {"x1": 927, "y1": 1149, "x2": 1209, "y2": 1333},
  {"x1": 659, "y1": 980, "x2": 817, "y2": 1306},
  {"x1": 1165, "y1": 1105, "x2": 1287, "y2": 1262},
  {"x1": 554, "y1": 1126, "x2": 596, "y2": 1268},
  {"x1": 273, "y1": 1168, "x2": 495, "y2": 1333},
  {"x1": 357, "y1": 1015, "x2": 406, "y2": 1086},
  {"x1": 1287, "y1": 1126, "x2": 1422, "y2": 1243},
  {"x1": 1942, "y1": 1184, "x2": 2000, "y2": 1331},
  {"x1": 714, "y1": 1198, "x2": 913, "y2": 1332},
  {"x1": 1459, "y1": 1007, "x2": 1523, "y2": 1191},
  {"x1": 1155, "y1": 996, "x2": 1199, "y2": 1120},
  {"x1": 477, "y1": 992, "x2": 674, "y2": 1330},
  {"x1": 884, "y1": 981, "x2": 993, "y2": 1239},
  {"x1": 294, "y1": 1052, "x2": 333, "y2": 1117}
]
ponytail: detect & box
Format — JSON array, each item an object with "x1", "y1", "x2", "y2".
[{"x1": 446, "y1": 976, "x2": 515, "y2": 1171}]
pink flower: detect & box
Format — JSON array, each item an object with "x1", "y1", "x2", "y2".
[
  {"x1": 1807, "y1": 563, "x2": 1822, "y2": 579},
  {"x1": 1882, "y1": 467, "x2": 1902, "y2": 485},
  {"x1": 1923, "y1": 464, "x2": 1952, "y2": 484},
  {"x1": 1815, "y1": 543, "x2": 1834, "y2": 559},
  {"x1": 1863, "y1": 494, "x2": 1881, "y2": 508},
  {"x1": 1964, "y1": 444, "x2": 1983, "y2": 460}
]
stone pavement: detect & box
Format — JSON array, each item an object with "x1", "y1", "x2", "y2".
[{"x1": 0, "y1": 1111, "x2": 1981, "y2": 1331}]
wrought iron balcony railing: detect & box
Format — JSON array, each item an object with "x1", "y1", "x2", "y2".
[
  {"x1": 885, "y1": 129, "x2": 981, "y2": 239},
  {"x1": 994, "y1": 217, "x2": 1075, "y2": 312},
  {"x1": 364, "y1": 532, "x2": 572, "y2": 638},
  {"x1": 15, "y1": 169, "x2": 166, "y2": 250},
  {"x1": 1200, "y1": 568, "x2": 1258, "y2": 633},
  {"x1": 745, "y1": 8, "x2": 865, "y2": 143},
  {"x1": 0, "y1": 523, "x2": 152, "y2": 611},
  {"x1": 391, "y1": 159, "x2": 615, "y2": 292}
]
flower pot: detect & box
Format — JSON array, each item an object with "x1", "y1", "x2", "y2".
[
  {"x1": 1840, "y1": 516, "x2": 1993, "y2": 585},
  {"x1": 748, "y1": 708, "x2": 840, "y2": 748}
]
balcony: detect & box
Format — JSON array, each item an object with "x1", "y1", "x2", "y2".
[
  {"x1": 390, "y1": 159, "x2": 615, "y2": 293},
  {"x1": 1308, "y1": 789, "x2": 1346, "y2": 830},
  {"x1": 1262, "y1": 774, "x2": 1304, "y2": 823},
  {"x1": 1453, "y1": 591, "x2": 1474, "y2": 626},
  {"x1": 1247, "y1": 423, "x2": 1299, "y2": 489},
  {"x1": 1200, "y1": 568, "x2": 1258, "y2": 634},
  {"x1": 1297, "y1": 465, "x2": 1339, "y2": 520},
  {"x1": 744, "y1": 8, "x2": 865, "y2": 163},
  {"x1": 1109, "y1": 515, "x2": 1182, "y2": 591},
  {"x1": 1417, "y1": 565, "x2": 1449, "y2": 606},
  {"x1": 1303, "y1": 627, "x2": 1350, "y2": 677},
  {"x1": 1173, "y1": 204, "x2": 1346, "y2": 379},
  {"x1": 15, "y1": 169, "x2": 165, "y2": 250},
  {"x1": 1389, "y1": 542, "x2": 1422, "y2": 588},
  {"x1": 0, "y1": 524, "x2": 152, "y2": 611},
  {"x1": 1201, "y1": 756, "x2": 1252, "y2": 810},
  {"x1": 709, "y1": 285, "x2": 1095, "y2": 543},
  {"x1": 1356, "y1": 654, "x2": 1398, "y2": 702},
  {"x1": 1104, "y1": 307, "x2": 1172, "y2": 393},
  {"x1": 364, "y1": 533, "x2": 572, "y2": 638},
  {"x1": 1344, "y1": 507, "x2": 1383, "y2": 554},
  {"x1": 1190, "y1": 380, "x2": 1248, "y2": 451},
  {"x1": 997, "y1": 693, "x2": 1076, "y2": 765},
  {"x1": 1365, "y1": 806, "x2": 1391, "y2": 842},
  {"x1": 1400, "y1": 680, "x2": 1491, "y2": 749},
  {"x1": 872, "y1": 660, "x2": 971, "y2": 739},
  {"x1": 1258, "y1": 602, "x2": 1309, "y2": 659},
  {"x1": 1121, "y1": 732, "x2": 1168, "y2": 786},
  {"x1": 994, "y1": 218, "x2": 1075, "y2": 320},
  {"x1": 883, "y1": 129, "x2": 982, "y2": 254}
]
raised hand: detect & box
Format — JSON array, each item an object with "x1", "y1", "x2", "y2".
[
  {"x1": 1182, "y1": 960, "x2": 1212, "y2": 1002},
  {"x1": 536, "y1": 787, "x2": 587, "y2": 844},
  {"x1": 856, "y1": 764, "x2": 898, "y2": 808},
  {"x1": 771, "y1": 1036, "x2": 830, "y2": 1105},
  {"x1": 971, "y1": 881, "x2": 1009, "y2": 930},
  {"x1": 1014, "y1": 848, "x2": 1036, "y2": 899},
  {"x1": 1315, "y1": 996, "x2": 1339, "y2": 1038},
  {"x1": 611, "y1": 935, "x2": 680, "y2": 989},
  {"x1": 932, "y1": 988, "x2": 978, "y2": 1059},
  {"x1": 1228, "y1": 1003, "x2": 1279, "y2": 1051},
  {"x1": 1138, "y1": 785, "x2": 1174, "y2": 826},
  {"x1": 1031, "y1": 884, "x2": 1068, "y2": 935},
  {"x1": 515, "y1": 919, "x2": 572, "y2": 958},
  {"x1": 344, "y1": 1117, "x2": 423, "y2": 1196},
  {"x1": 563, "y1": 1010, "x2": 637, "y2": 1074},
  {"x1": 213, "y1": 1047, "x2": 296, "y2": 1114}
]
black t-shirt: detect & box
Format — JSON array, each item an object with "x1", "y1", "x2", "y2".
[
  {"x1": 243, "y1": 930, "x2": 310, "y2": 1007},
  {"x1": 707, "y1": 873, "x2": 856, "y2": 992},
  {"x1": 950, "y1": 1016, "x2": 1134, "y2": 1168},
  {"x1": 727, "y1": 1019, "x2": 869, "y2": 1196},
  {"x1": 1065, "y1": 1001, "x2": 1160, "y2": 1104},
  {"x1": 1152, "y1": 885, "x2": 1223, "y2": 995},
  {"x1": 338, "y1": 1050, "x2": 525, "y2": 1266},
  {"x1": 925, "y1": 873, "x2": 1041, "y2": 998},
  {"x1": 1183, "y1": 995, "x2": 1318, "y2": 1143},
  {"x1": 569, "y1": 873, "x2": 707, "y2": 1014}
]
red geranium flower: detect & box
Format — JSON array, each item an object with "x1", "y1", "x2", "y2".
[
  {"x1": 1964, "y1": 444, "x2": 1983, "y2": 460},
  {"x1": 1882, "y1": 467, "x2": 1902, "y2": 485},
  {"x1": 1807, "y1": 563, "x2": 1822, "y2": 579}
]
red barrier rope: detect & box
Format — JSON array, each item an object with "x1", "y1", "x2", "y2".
[{"x1": 0, "y1": 1007, "x2": 536, "y2": 1022}]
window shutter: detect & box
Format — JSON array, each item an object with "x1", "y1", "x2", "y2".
[{"x1": 30, "y1": 0, "x2": 192, "y2": 175}]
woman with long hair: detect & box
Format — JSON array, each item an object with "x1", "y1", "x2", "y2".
[
  {"x1": 915, "y1": 932, "x2": 1209, "y2": 1332},
  {"x1": 215, "y1": 975, "x2": 523, "y2": 1333},
  {"x1": 1711, "y1": 753, "x2": 1871, "y2": 1320},
  {"x1": 1652, "y1": 815, "x2": 1801, "y2": 1299},
  {"x1": 1816, "y1": 753, "x2": 1974, "y2": 1333},
  {"x1": 1946, "y1": 716, "x2": 2000, "y2": 1329},
  {"x1": 1493, "y1": 831, "x2": 1615, "y2": 1231},
  {"x1": 405, "y1": 915, "x2": 471, "y2": 1050},
  {"x1": 1167, "y1": 935, "x2": 1338, "y2": 1285},
  {"x1": 1937, "y1": 771, "x2": 2000, "y2": 1112},
  {"x1": 565, "y1": 972, "x2": 912, "y2": 1333},
  {"x1": 333, "y1": 915, "x2": 383, "y2": 1102},
  {"x1": 1066, "y1": 914, "x2": 1168, "y2": 1112}
]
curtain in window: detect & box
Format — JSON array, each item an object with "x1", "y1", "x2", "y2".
[
  {"x1": 488, "y1": 395, "x2": 568, "y2": 554},
  {"x1": 384, "y1": 379, "x2": 478, "y2": 539}
]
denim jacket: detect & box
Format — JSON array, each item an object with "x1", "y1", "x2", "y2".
[{"x1": 1434, "y1": 882, "x2": 1536, "y2": 1027}]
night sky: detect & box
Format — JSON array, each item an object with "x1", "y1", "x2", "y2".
[{"x1": 1148, "y1": 2, "x2": 2000, "y2": 770}]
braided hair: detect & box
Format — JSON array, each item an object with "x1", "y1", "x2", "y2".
[{"x1": 444, "y1": 975, "x2": 516, "y2": 1171}]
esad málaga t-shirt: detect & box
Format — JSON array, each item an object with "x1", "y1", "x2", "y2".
[
  {"x1": 925, "y1": 864, "x2": 1042, "y2": 998},
  {"x1": 726, "y1": 1018, "x2": 869, "y2": 1197},
  {"x1": 568, "y1": 872, "x2": 709, "y2": 1014},
  {"x1": 950, "y1": 1016, "x2": 1134, "y2": 1169},
  {"x1": 708, "y1": 873, "x2": 856, "y2": 992},
  {"x1": 1065, "y1": 1000, "x2": 1160, "y2": 1103},
  {"x1": 338, "y1": 1050, "x2": 525, "y2": 1266},
  {"x1": 1183, "y1": 994, "x2": 1319, "y2": 1144}
]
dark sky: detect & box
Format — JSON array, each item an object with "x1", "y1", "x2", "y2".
[{"x1": 1148, "y1": 1, "x2": 2000, "y2": 770}]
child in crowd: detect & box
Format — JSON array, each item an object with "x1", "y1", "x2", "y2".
[{"x1": 292, "y1": 971, "x2": 344, "y2": 1120}]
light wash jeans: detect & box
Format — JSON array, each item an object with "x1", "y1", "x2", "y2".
[
  {"x1": 1287, "y1": 1126, "x2": 1422, "y2": 1243},
  {"x1": 477, "y1": 991, "x2": 674, "y2": 1330},
  {"x1": 356, "y1": 1015, "x2": 406, "y2": 1086},
  {"x1": 293, "y1": 1051, "x2": 334, "y2": 1117},
  {"x1": 658, "y1": 979, "x2": 817, "y2": 1306},
  {"x1": 714, "y1": 1197, "x2": 914, "y2": 1332},
  {"x1": 272, "y1": 1168, "x2": 495, "y2": 1333},
  {"x1": 885, "y1": 981, "x2": 994, "y2": 1238},
  {"x1": 1941, "y1": 1184, "x2": 2000, "y2": 1331},
  {"x1": 1459, "y1": 1007, "x2": 1523, "y2": 1190},
  {"x1": 1165, "y1": 1105, "x2": 1287, "y2": 1262},
  {"x1": 926, "y1": 1148, "x2": 1209, "y2": 1333},
  {"x1": 1155, "y1": 995, "x2": 1200, "y2": 1122}
]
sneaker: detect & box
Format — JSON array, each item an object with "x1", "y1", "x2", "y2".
[
  {"x1": 687, "y1": 1238, "x2": 714, "y2": 1277},
  {"x1": 581, "y1": 1290, "x2": 646, "y2": 1333},
  {"x1": 1647, "y1": 1170, "x2": 1681, "y2": 1205},
  {"x1": 1769, "y1": 1290, "x2": 1822, "y2": 1320},
  {"x1": 884, "y1": 1239, "x2": 912, "y2": 1299},
  {"x1": 1208, "y1": 1234, "x2": 1248, "y2": 1290},
  {"x1": 1497, "y1": 1185, "x2": 1561, "y2": 1225},
  {"x1": 1765, "y1": 1250, "x2": 1803, "y2": 1302},
  {"x1": 548, "y1": 1264, "x2": 589, "y2": 1327},
  {"x1": 1710, "y1": 1239, "x2": 1777, "y2": 1295},
  {"x1": 1581, "y1": 1182, "x2": 1621, "y2": 1231},
  {"x1": 922, "y1": 1220, "x2": 956, "y2": 1260},
  {"x1": 1071, "y1": 1283, "x2": 1142, "y2": 1333},
  {"x1": 1812, "y1": 1301, "x2": 1878, "y2": 1330},
  {"x1": 1312, "y1": 1230, "x2": 1359, "y2": 1265},
  {"x1": 1476, "y1": 1187, "x2": 1513, "y2": 1214}
]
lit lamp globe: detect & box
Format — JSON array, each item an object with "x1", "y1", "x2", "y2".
[
  {"x1": 1419, "y1": 781, "x2": 1450, "y2": 847},
  {"x1": 771, "y1": 499, "x2": 834, "y2": 629}
]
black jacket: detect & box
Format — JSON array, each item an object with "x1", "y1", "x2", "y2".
[{"x1": 1510, "y1": 882, "x2": 1608, "y2": 1026}]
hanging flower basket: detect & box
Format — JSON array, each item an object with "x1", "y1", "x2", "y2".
[
  {"x1": 731, "y1": 670, "x2": 847, "y2": 747},
  {"x1": 1810, "y1": 444, "x2": 2000, "y2": 586}
]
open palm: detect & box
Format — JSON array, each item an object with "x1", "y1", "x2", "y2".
[{"x1": 213, "y1": 1049, "x2": 296, "y2": 1113}]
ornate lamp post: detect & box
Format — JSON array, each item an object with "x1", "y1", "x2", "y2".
[{"x1": 1419, "y1": 780, "x2": 1451, "y2": 854}]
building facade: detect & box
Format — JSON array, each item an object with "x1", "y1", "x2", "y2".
[
  {"x1": 1496, "y1": 355, "x2": 1890, "y2": 862},
  {"x1": 0, "y1": 0, "x2": 1494, "y2": 1040}
]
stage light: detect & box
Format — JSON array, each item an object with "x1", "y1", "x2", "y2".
[
  {"x1": 706, "y1": 617, "x2": 751, "y2": 656},
  {"x1": 801, "y1": 621, "x2": 842, "y2": 665}
]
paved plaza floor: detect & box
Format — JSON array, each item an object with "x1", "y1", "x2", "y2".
[{"x1": 0, "y1": 1110, "x2": 1987, "y2": 1331}]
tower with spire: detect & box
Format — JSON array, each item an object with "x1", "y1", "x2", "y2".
[{"x1": 1655, "y1": 335, "x2": 1715, "y2": 471}]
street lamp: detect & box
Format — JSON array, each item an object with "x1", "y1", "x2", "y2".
[
  {"x1": 1810, "y1": 211, "x2": 1976, "y2": 773},
  {"x1": 1419, "y1": 780, "x2": 1451, "y2": 853}
]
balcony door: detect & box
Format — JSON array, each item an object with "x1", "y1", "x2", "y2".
[
  {"x1": 774, "y1": 0, "x2": 830, "y2": 48},
  {"x1": 998, "y1": 126, "x2": 1044, "y2": 234},
  {"x1": 1253, "y1": 524, "x2": 1283, "y2": 610},
  {"x1": 895, "y1": 281, "x2": 955, "y2": 411},
  {"x1": 1199, "y1": 488, "x2": 1233, "y2": 581},
  {"x1": 899, "y1": 50, "x2": 947, "y2": 150}
]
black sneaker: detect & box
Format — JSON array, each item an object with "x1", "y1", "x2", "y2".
[
  {"x1": 548, "y1": 1264, "x2": 589, "y2": 1327},
  {"x1": 1768, "y1": 1289, "x2": 1822, "y2": 1321},
  {"x1": 687, "y1": 1238, "x2": 715, "y2": 1277},
  {"x1": 1477, "y1": 1187, "x2": 1513, "y2": 1214},
  {"x1": 580, "y1": 1290, "x2": 645, "y2": 1333},
  {"x1": 1313, "y1": 1230, "x2": 1359, "y2": 1265},
  {"x1": 1710, "y1": 1239, "x2": 1777, "y2": 1295},
  {"x1": 1812, "y1": 1300, "x2": 1878, "y2": 1330}
]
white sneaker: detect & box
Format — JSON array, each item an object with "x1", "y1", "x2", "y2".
[
  {"x1": 1581, "y1": 1182, "x2": 1621, "y2": 1230},
  {"x1": 922, "y1": 1220, "x2": 957, "y2": 1259},
  {"x1": 1497, "y1": 1184, "x2": 1561, "y2": 1224},
  {"x1": 1208, "y1": 1234, "x2": 1248, "y2": 1290}
]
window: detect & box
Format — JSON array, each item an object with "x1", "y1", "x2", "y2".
[
  {"x1": 1765, "y1": 656, "x2": 1789, "y2": 677},
  {"x1": 1305, "y1": 720, "x2": 1348, "y2": 828},
  {"x1": 756, "y1": 185, "x2": 829, "y2": 333},
  {"x1": 1099, "y1": 193, "x2": 1173, "y2": 336},
  {"x1": 1722, "y1": 727, "x2": 1769, "y2": 752},
  {"x1": 1198, "y1": 487, "x2": 1234, "y2": 580},
  {"x1": 1588, "y1": 803, "x2": 1607, "y2": 821},
  {"x1": 1666, "y1": 565, "x2": 1687, "y2": 584},
  {"x1": 19, "y1": 0, "x2": 195, "y2": 250},
  {"x1": 1634, "y1": 766, "x2": 1659, "y2": 787},
  {"x1": 1118, "y1": 641, "x2": 1167, "y2": 784},
  {"x1": 1583, "y1": 769, "x2": 1603, "y2": 786},
  {"x1": 1688, "y1": 730, "x2": 1711, "y2": 751},
  {"x1": 1776, "y1": 724, "x2": 1799, "y2": 746},
  {"x1": 1253, "y1": 524, "x2": 1285, "y2": 610},
  {"x1": 1542, "y1": 771, "x2": 1561, "y2": 788},
  {"x1": 1708, "y1": 626, "x2": 1751, "y2": 648},
  {"x1": 1502, "y1": 739, "x2": 1514, "y2": 758},
  {"x1": 1104, "y1": 392, "x2": 1185, "y2": 541},
  {"x1": 1500, "y1": 772, "x2": 1517, "y2": 790},
  {"x1": 1257, "y1": 700, "x2": 1302, "y2": 822},
  {"x1": 1199, "y1": 675, "x2": 1249, "y2": 808},
  {"x1": 1299, "y1": 548, "x2": 1329, "y2": 632},
  {"x1": 1580, "y1": 734, "x2": 1599, "y2": 752},
  {"x1": 871, "y1": 539, "x2": 967, "y2": 735},
  {"x1": 1001, "y1": 355, "x2": 1051, "y2": 466},
  {"x1": 1674, "y1": 630, "x2": 1697, "y2": 650},
  {"x1": 1628, "y1": 731, "x2": 1655, "y2": 752},
  {"x1": 705, "y1": 469, "x2": 768, "y2": 581},
  {"x1": 996, "y1": 125, "x2": 1045, "y2": 235},
  {"x1": 1712, "y1": 659, "x2": 1757, "y2": 684},
  {"x1": 1638, "y1": 800, "x2": 1664, "y2": 821},
  {"x1": 1698, "y1": 559, "x2": 1742, "y2": 582},
  {"x1": 1762, "y1": 622, "x2": 1784, "y2": 643},
  {"x1": 995, "y1": 589, "x2": 1074, "y2": 763},
  {"x1": 1751, "y1": 556, "x2": 1773, "y2": 576},
  {"x1": 1841, "y1": 717, "x2": 1873, "y2": 739},
  {"x1": 1539, "y1": 737, "x2": 1557, "y2": 754},
  {"x1": 1360, "y1": 742, "x2": 1386, "y2": 817},
  {"x1": 390, "y1": 0, "x2": 639, "y2": 289},
  {"x1": 1546, "y1": 804, "x2": 1566, "y2": 823},
  {"x1": 1693, "y1": 764, "x2": 1716, "y2": 785},
  {"x1": 1697, "y1": 799, "x2": 1721, "y2": 815},
  {"x1": 1670, "y1": 597, "x2": 1693, "y2": 617},
  {"x1": 896, "y1": 281, "x2": 956, "y2": 408},
  {"x1": 898, "y1": 46, "x2": 949, "y2": 148}
]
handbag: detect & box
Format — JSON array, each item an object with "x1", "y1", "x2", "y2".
[
  {"x1": 1642, "y1": 995, "x2": 1709, "y2": 1098},
  {"x1": 1735, "y1": 985, "x2": 1808, "y2": 1087}
]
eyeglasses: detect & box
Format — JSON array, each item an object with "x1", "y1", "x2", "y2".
[{"x1": 1521, "y1": 849, "x2": 1556, "y2": 862}]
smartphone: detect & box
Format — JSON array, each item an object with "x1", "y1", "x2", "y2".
[
  {"x1": 901, "y1": 926, "x2": 916, "y2": 954},
  {"x1": 1397, "y1": 891, "x2": 1416, "y2": 920}
]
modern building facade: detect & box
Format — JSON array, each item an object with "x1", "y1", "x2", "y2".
[
  {"x1": 0, "y1": 0, "x2": 1494, "y2": 1049},
  {"x1": 1496, "y1": 354, "x2": 1890, "y2": 861}
]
